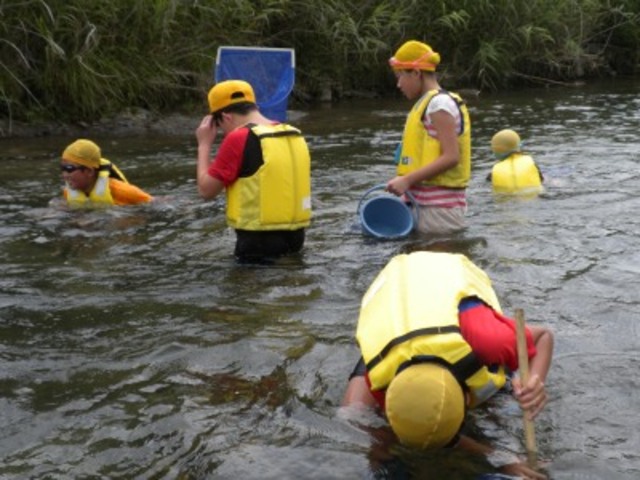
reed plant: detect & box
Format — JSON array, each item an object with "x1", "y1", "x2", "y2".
[
  {"x1": 400, "y1": 0, "x2": 639, "y2": 88},
  {"x1": 0, "y1": 0, "x2": 638, "y2": 123}
]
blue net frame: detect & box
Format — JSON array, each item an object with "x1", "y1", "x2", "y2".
[{"x1": 214, "y1": 46, "x2": 295, "y2": 122}]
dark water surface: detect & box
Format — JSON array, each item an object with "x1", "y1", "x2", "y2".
[{"x1": 1, "y1": 78, "x2": 639, "y2": 479}]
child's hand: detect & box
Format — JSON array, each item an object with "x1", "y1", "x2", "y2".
[
  {"x1": 487, "y1": 449, "x2": 548, "y2": 479},
  {"x1": 195, "y1": 115, "x2": 217, "y2": 146},
  {"x1": 386, "y1": 176, "x2": 411, "y2": 196},
  {"x1": 512, "y1": 373, "x2": 547, "y2": 420},
  {"x1": 502, "y1": 460, "x2": 548, "y2": 479}
]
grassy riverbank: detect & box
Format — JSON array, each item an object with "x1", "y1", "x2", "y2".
[{"x1": 1, "y1": 0, "x2": 638, "y2": 129}]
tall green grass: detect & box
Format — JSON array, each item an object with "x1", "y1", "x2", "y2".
[{"x1": 0, "y1": 0, "x2": 638, "y2": 123}]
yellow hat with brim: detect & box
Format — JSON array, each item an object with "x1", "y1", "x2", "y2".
[
  {"x1": 385, "y1": 363, "x2": 465, "y2": 449},
  {"x1": 62, "y1": 139, "x2": 101, "y2": 169},
  {"x1": 389, "y1": 40, "x2": 440, "y2": 72},
  {"x1": 491, "y1": 129, "x2": 522, "y2": 156},
  {"x1": 208, "y1": 80, "x2": 256, "y2": 114}
]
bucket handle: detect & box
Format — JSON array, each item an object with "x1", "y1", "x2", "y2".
[{"x1": 357, "y1": 183, "x2": 418, "y2": 216}]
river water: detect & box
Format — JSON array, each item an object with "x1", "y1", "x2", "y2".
[{"x1": 1, "y1": 78, "x2": 639, "y2": 479}]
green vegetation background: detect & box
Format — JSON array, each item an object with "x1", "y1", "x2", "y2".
[{"x1": 1, "y1": 0, "x2": 638, "y2": 122}]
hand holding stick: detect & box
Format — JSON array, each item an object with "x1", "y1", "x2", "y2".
[{"x1": 515, "y1": 308, "x2": 538, "y2": 469}]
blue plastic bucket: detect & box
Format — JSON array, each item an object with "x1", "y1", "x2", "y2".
[{"x1": 357, "y1": 184, "x2": 416, "y2": 239}]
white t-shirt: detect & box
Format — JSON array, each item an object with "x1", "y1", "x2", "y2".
[{"x1": 422, "y1": 93, "x2": 462, "y2": 137}]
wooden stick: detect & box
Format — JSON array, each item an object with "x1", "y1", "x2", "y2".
[{"x1": 515, "y1": 308, "x2": 538, "y2": 468}]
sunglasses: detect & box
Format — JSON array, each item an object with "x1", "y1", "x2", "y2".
[{"x1": 60, "y1": 164, "x2": 86, "y2": 173}]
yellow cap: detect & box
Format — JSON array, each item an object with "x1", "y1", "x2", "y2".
[
  {"x1": 389, "y1": 40, "x2": 440, "y2": 72},
  {"x1": 491, "y1": 129, "x2": 521, "y2": 156},
  {"x1": 207, "y1": 80, "x2": 256, "y2": 114},
  {"x1": 385, "y1": 363, "x2": 465, "y2": 449},
  {"x1": 62, "y1": 139, "x2": 101, "y2": 169}
]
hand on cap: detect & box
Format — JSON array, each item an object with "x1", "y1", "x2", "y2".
[
  {"x1": 512, "y1": 373, "x2": 547, "y2": 420},
  {"x1": 195, "y1": 115, "x2": 217, "y2": 147}
]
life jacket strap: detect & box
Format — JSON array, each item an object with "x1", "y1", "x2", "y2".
[
  {"x1": 394, "y1": 352, "x2": 483, "y2": 391},
  {"x1": 98, "y1": 162, "x2": 128, "y2": 182},
  {"x1": 365, "y1": 325, "x2": 461, "y2": 371},
  {"x1": 421, "y1": 89, "x2": 466, "y2": 135}
]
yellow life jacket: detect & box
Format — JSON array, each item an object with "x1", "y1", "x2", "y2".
[
  {"x1": 226, "y1": 124, "x2": 312, "y2": 231},
  {"x1": 65, "y1": 158, "x2": 128, "y2": 208},
  {"x1": 491, "y1": 153, "x2": 543, "y2": 194},
  {"x1": 397, "y1": 90, "x2": 471, "y2": 188},
  {"x1": 356, "y1": 252, "x2": 507, "y2": 408}
]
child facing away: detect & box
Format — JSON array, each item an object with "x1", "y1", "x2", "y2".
[{"x1": 487, "y1": 129, "x2": 544, "y2": 195}]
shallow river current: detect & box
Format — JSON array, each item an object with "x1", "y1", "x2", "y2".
[{"x1": 1, "y1": 78, "x2": 639, "y2": 479}]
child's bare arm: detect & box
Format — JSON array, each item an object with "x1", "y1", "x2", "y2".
[{"x1": 529, "y1": 326, "x2": 554, "y2": 383}]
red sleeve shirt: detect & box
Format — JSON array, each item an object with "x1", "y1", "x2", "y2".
[
  {"x1": 458, "y1": 303, "x2": 536, "y2": 372},
  {"x1": 365, "y1": 375, "x2": 388, "y2": 410},
  {"x1": 364, "y1": 302, "x2": 537, "y2": 411},
  {"x1": 207, "y1": 127, "x2": 250, "y2": 186}
]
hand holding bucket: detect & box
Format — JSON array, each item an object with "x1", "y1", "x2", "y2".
[{"x1": 357, "y1": 184, "x2": 417, "y2": 239}]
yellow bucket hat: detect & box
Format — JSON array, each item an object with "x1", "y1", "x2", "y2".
[
  {"x1": 62, "y1": 139, "x2": 101, "y2": 169},
  {"x1": 385, "y1": 363, "x2": 465, "y2": 449},
  {"x1": 207, "y1": 80, "x2": 256, "y2": 114},
  {"x1": 491, "y1": 129, "x2": 522, "y2": 157},
  {"x1": 389, "y1": 40, "x2": 440, "y2": 72}
]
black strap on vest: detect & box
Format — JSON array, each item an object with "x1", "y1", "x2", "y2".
[
  {"x1": 395, "y1": 353, "x2": 483, "y2": 390},
  {"x1": 365, "y1": 325, "x2": 461, "y2": 372},
  {"x1": 239, "y1": 124, "x2": 301, "y2": 178},
  {"x1": 97, "y1": 162, "x2": 126, "y2": 182}
]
